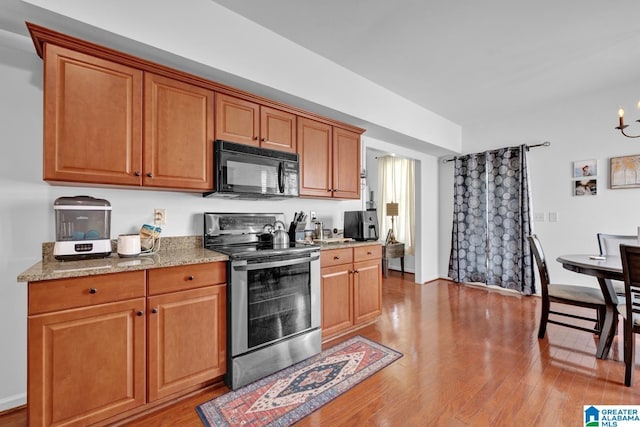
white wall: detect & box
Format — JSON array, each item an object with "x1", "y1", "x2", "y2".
[{"x1": 438, "y1": 80, "x2": 640, "y2": 290}]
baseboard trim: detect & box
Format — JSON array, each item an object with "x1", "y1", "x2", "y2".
[{"x1": 0, "y1": 393, "x2": 26, "y2": 413}]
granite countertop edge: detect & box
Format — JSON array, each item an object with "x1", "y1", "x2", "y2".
[
  {"x1": 316, "y1": 240, "x2": 383, "y2": 250},
  {"x1": 18, "y1": 238, "x2": 382, "y2": 283},
  {"x1": 17, "y1": 236, "x2": 228, "y2": 283}
]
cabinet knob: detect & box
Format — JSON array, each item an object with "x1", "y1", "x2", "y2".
[
  {"x1": 327, "y1": 189, "x2": 332, "y2": 192},
  {"x1": 260, "y1": 137, "x2": 266, "y2": 142},
  {"x1": 253, "y1": 136, "x2": 259, "y2": 140},
  {"x1": 146, "y1": 172, "x2": 153, "y2": 178},
  {"x1": 136, "y1": 310, "x2": 144, "y2": 316},
  {"x1": 134, "y1": 171, "x2": 141, "y2": 177},
  {"x1": 89, "y1": 288, "x2": 97, "y2": 294},
  {"x1": 188, "y1": 275, "x2": 195, "y2": 281},
  {"x1": 334, "y1": 256, "x2": 340, "y2": 260},
  {"x1": 151, "y1": 308, "x2": 158, "y2": 314},
  {"x1": 367, "y1": 251, "x2": 372, "y2": 255}
]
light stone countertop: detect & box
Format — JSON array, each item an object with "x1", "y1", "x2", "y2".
[
  {"x1": 17, "y1": 236, "x2": 227, "y2": 283},
  {"x1": 315, "y1": 240, "x2": 383, "y2": 250},
  {"x1": 17, "y1": 237, "x2": 382, "y2": 283}
]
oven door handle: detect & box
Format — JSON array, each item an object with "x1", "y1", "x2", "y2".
[{"x1": 232, "y1": 253, "x2": 319, "y2": 271}]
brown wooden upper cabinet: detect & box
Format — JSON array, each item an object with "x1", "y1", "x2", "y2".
[
  {"x1": 144, "y1": 73, "x2": 214, "y2": 190},
  {"x1": 215, "y1": 93, "x2": 297, "y2": 153},
  {"x1": 32, "y1": 24, "x2": 365, "y2": 195},
  {"x1": 44, "y1": 44, "x2": 143, "y2": 186},
  {"x1": 43, "y1": 44, "x2": 213, "y2": 191},
  {"x1": 297, "y1": 117, "x2": 361, "y2": 199}
]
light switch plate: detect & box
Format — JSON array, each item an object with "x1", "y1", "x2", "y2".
[
  {"x1": 533, "y1": 212, "x2": 545, "y2": 222},
  {"x1": 548, "y1": 212, "x2": 558, "y2": 222}
]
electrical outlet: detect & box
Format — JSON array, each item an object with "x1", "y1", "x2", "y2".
[{"x1": 154, "y1": 208, "x2": 166, "y2": 225}]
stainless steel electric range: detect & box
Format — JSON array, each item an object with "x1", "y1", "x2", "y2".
[{"x1": 204, "y1": 212, "x2": 321, "y2": 390}]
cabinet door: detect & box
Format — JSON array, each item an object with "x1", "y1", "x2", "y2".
[
  {"x1": 215, "y1": 93, "x2": 259, "y2": 146},
  {"x1": 298, "y1": 117, "x2": 333, "y2": 197},
  {"x1": 44, "y1": 44, "x2": 143, "y2": 186},
  {"x1": 353, "y1": 259, "x2": 382, "y2": 324},
  {"x1": 28, "y1": 298, "x2": 146, "y2": 427},
  {"x1": 147, "y1": 285, "x2": 226, "y2": 401},
  {"x1": 144, "y1": 73, "x2": 214, "y2": 190},
  {"x1": 320, "y1": 264, "x2": 353, "y2": 339},
  {"x1": 332, "y1": 127, "x2": 361, "y2": 199},
  {"x1": 260, "y1": 106, "x2": 296, "y2": 153}
]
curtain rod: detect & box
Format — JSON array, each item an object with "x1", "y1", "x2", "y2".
[{"x1": 441, "y1": 141, "x2": 551, "y2": 164}]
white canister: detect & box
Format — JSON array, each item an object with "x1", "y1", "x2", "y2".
[{"x1": 117, "y1": 234, "x2": 141, "y2": 257}]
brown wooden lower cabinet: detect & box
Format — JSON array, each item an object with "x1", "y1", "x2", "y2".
[
  {"x1": 147, "y1": 285, "x2": 226, "y2": 402},
  {"x1": 28, "y1": 297, "x2": 146, "y2": 427},
  {"x1": 320, "y1": 244, "x2": 382, "y2": 341},
  {"x1": 27, "y1": 264, "x2": 226, "y2": 426}
]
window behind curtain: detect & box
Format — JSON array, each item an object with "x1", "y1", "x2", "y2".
[{"x1": 377, "y1": 156, "x2": 415, "y2": 255}]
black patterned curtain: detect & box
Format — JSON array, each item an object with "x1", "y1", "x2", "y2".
[{"x1": 448, "y1": 145, "x2": 535, "y2": 295}]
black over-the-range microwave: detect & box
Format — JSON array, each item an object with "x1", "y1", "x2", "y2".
[{"x1": 203, "y1": 140, "x2": 300, "y2": 199}]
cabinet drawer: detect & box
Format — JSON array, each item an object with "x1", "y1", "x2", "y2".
[
  {"x1": 354, "y1": 244, "x2": 382, "y2": 262},
  {"x1": 320, "y1": 248, "x2": 353, "y2": 267},
  {"x1": 148, "y1": 262, "x2": 226, "y2": 295},
  {"x1": 29, "y1": 271, "x2": 146, "y2": 315}
]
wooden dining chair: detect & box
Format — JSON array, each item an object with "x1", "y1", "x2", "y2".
[
  {"x1": 528, "y1": 234, "x2": 607, "y2": 339},
  {"x1": 619, "y1": 244, "x2": 640, "y2": 386},
  {"x1": 598, "y1": 233, "x2": 638, "y2": 295}
]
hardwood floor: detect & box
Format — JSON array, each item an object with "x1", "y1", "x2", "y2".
[{"x1": 3, "y1": 273, "x2": 639, "y2": 426}]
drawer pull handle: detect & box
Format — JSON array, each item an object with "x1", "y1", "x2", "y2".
[
  {"x1": 367, "y1": 251, "x2": 372, "y2": 255},
  {"x1": 89, "y1": 288, "x2": 97, "y2": 294},
  {"x1": 136, "y1": 310, "x2": 144, "y2": 316},
  {"x1": 188, "y1": 275, "x2": 195, "y2": 281},
  {"x1": 151, "y1": 308, "x2": 158, "y2": 314}
]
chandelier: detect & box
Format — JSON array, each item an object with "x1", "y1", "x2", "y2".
[{"x1": 616, "y1": 104, "x2": 640, "y2": 138}]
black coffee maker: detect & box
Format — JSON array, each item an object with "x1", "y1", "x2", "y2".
[{"x1": 343, "y1": 210, "x2": 379, "y2": 241}]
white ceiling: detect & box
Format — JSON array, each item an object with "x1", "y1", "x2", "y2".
[{"x1": 210, "y1": 0, "x2": 640, "y2": 131}]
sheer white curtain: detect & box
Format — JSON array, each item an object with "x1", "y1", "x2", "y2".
[{"x1": 377, "y1": 156, "x2": 415, "y2": 255}]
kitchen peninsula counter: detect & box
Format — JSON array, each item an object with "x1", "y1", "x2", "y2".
[{"x1": 17, "y1": 236, "x2": 227, "y2": 282}]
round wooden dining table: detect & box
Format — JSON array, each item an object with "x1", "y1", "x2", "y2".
[{"x1": 556, "y1": 254, "x2": 622, "y2": 359}]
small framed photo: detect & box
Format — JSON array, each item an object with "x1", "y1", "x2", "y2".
[
  {"x1": 610, "y1": 154, "x2": 640, "y2": 189},
  {"x1": 385, "y1": 229, "x2": 393, "y2": 245},
  {"x1": 573, "y1": 159, "x2": 597, "y2": 178},
  {"x1": 574, "y1": 179, "x2": 597, "y2": 196}
]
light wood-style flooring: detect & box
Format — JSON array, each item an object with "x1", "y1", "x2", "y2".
[{"x1": 3, "y1": 272, "x2": 639, "y2": 426}]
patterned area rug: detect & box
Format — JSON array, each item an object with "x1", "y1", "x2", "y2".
[{"x1": 196, "y1": 335, "x2": 402, "y2": 427}]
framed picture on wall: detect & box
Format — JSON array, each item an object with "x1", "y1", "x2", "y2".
[
  {"x1": 573, "y1": 159, "x2": 597, "y2": 178},
  {"x1": 574, "y1": 179, "x2": 597, "y2": 196},
  {"x1": 610, "y1": 154, "x2": 640, "y2": 189}
]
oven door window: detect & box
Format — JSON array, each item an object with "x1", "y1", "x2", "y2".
[
  {"x1": 220, "y1": 151, "x2": 280, "y2": 194},
  {"x1": 247, "y1": 261, "x2": 311, "y2": 348}
]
